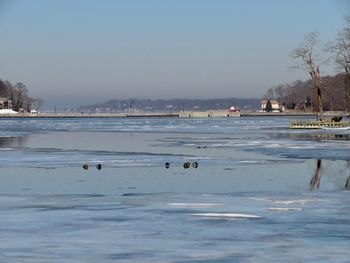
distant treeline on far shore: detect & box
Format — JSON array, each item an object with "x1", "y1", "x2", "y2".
[
  {"x1": 78, "y1": 98, "x2": 261, "y2": 113},
  {"x1": 79, "y1": 74, "x2": 350, "y2": 114}
]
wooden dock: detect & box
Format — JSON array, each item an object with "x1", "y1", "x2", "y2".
[{"x1": 290, "y1": 120, "x2": 350, "y2": 129}]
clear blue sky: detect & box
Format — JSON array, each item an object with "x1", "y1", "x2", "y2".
[{"x1": 0, "y1": 0, "x2": 348, "y2": 109}]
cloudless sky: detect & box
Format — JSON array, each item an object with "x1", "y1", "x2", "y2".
[{"x1": 0, "y1": 0, "x2": 348, "y2": 109}]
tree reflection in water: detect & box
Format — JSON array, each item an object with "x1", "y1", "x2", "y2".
[
  {"x1": 310, "y1": 159, "x2": 322, "y2": 191},
  {"x1": 0, "y1": 136, "x2": 27, "y2": 148},
  {"x1": 345, "y1": 160, "x2": 350, "y2": 190}
]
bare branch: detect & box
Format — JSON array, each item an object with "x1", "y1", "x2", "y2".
[
  {"x1": 290, "y1": 31, "x2": 324, "y2": 119},
  {"x1": 290, "y1": 32, "x2": 321, "y2": 71}
]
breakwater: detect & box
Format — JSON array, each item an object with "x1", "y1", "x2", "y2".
[{"x1": 0, "y1": 113, "x2": 178, "y2": 118}]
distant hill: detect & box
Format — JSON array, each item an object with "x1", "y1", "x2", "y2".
[{"x1": 77, "y1": 98, "x2": 261, "y2": 113}]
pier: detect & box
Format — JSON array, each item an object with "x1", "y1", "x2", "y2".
[
  {"x1": 0, "y1": 113, "x2": 179, "y2": 118},
  {"x1": 179, "y1": 110, "x2": 240, "y2": 118},
  {"x1": 290, "y1": 120, "x2": 350, "y2": 129}
]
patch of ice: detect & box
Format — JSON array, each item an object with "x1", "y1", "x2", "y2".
[
  {"x1": 188, "y1": 213, "x2": 261, "y2": 219},
  {"x1": 168, "y1": 203, "x2": 223, "y2": 207},
  {"x1": 268, "y1": 207, "x2": 302, "y2": 212},
  {"x1": 271, "y1": 199, "x2": 313, "y2": 205}
]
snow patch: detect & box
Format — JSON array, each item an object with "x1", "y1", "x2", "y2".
[{"x1": 0, "y1": 109, "x2": 18, "y2": 114}]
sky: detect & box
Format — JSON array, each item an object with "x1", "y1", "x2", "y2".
[{"x1": 0, "y1": 0, "x2": 349, "y2": 109}]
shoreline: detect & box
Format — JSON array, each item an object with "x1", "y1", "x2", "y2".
[
  {"x1": 0, "y1": 111, "x2": 346, "y2": 118},
  {"x1": 0, "y1": 113, "x2": 177, "y2": 118}
]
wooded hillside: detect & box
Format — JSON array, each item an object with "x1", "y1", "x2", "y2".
[{"x1": 264, "y1": 73, "x2": 348, "y2": 111}]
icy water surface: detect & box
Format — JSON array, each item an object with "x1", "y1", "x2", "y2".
[{"x1": 0, "y1": 117, "x2": 349, "y2": 262}]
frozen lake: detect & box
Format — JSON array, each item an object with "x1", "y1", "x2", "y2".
[{"x1": 0, "y1": 117, "x2": 349, "y2": 262}]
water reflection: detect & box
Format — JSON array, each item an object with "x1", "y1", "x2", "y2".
[
  {"x1": 309, "y1": 159, "x2": 350, "y2": 191},
  {"x1": 345, "y1": 176, "x2": 350, "y2": 190},
  {"x1": 0, "y1": 136, "x2": 27, "y2": 148},
  {"x1": 272, "y1": 132, "x2": 350, "y2": 142},
  {"x1": 345, "y1": 160, "x2": 350, "y2": 190},
  {"x1": 310, "y1": 159, "x2": 322, "y2": 191}
]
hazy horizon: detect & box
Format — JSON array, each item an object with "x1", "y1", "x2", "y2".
[{"x1": 0, "y1": 0, "x2": 348, "y2": 110}]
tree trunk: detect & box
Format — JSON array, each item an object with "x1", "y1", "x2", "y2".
[
  {"x1": 345, "y1": 71, "x2": 350, "y2": 112},
  {"x1": 316, "y1": 83, "x2": 324, "y2": 120}
]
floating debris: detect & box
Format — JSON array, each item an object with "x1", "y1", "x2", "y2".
[
  {"x1": 196, "y1": 146, "x2": 207, "y2": 149},
  {"x1": 96, "y1": 163, "x2": 102, "y2": 170},
  {"x1": 83, "y1": 164, "x2": 89, "y2": 170},
  {"x1": 165, "y1": 162, "x2": 170, "y2": 169},
  {"x1": 188, "y1": 213, "x2": 261, "y2": 219},
  {"x1": 192, "y1": 161, "x2": 198, "y2": 168}
]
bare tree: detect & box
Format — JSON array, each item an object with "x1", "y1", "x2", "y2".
[
  {"x1": 0, "y1": 79, "x2": 7, "y2": 97},
  {"x1": 13, "y1": 82, "x2": 29, "y2": 111},
  {"x1": 264, "y1": 87, "x2": 276, "y2": 100},
  {"x1": 327, "y1": 16, "x2": 350, "y2": 111},
  {"x1": 290, "y1": 32, "x2": 324, "y2": 120},
  {"x1": 31, "y1": 97, "x2": 44, "y2": 110}
]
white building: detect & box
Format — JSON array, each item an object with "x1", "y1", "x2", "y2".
[{"x1": 261, "y1": 99, "x2": 282, "y2": 112}]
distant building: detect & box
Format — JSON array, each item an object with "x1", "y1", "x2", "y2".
[
  {"x1": 0, "y1": 97, "x2": 12, "y2": 110},
  {"x1": 261, "y1": 99, "x2": 283, "y2": 112},
  {"x1": 229, "y1": 106, "x2": 240, "y2": 112}
]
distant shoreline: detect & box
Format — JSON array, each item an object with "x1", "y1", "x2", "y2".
[
  {"x1": 0, "y1": 111, "x2": 346, "y2": 118},
  {"x1": 0, "y1": 112, "x2": 176, "y2": 118}
]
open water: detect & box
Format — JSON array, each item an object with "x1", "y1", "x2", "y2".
[{"x1": 0, "y1": 117, "x2": 349, "y2": 262}]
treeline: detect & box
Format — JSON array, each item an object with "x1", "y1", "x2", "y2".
[
  {"x1": 264, "y1": 73, "x2": 347, "y2": 111},
  {"x1": 0, "y1": 79, "x2": 42, "y2": 112},
  {"x1": 78, "y1": 98, "x2": 260, "y2": 113}
]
